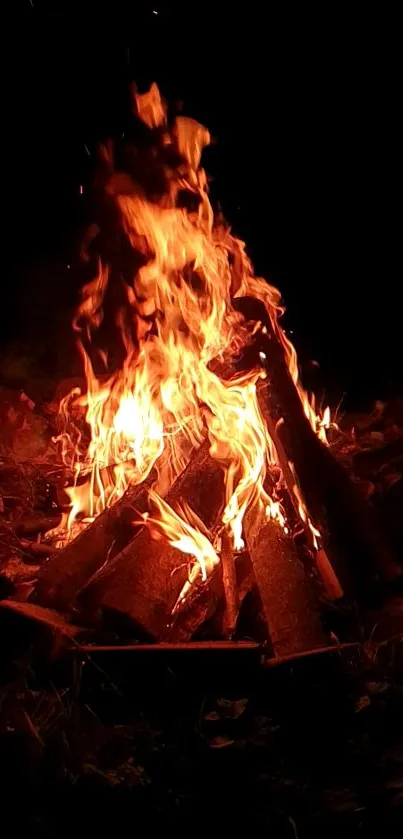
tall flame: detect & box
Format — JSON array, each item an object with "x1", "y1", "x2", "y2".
[{"x1": 56, "y1": 84, "x2": 331, "y2": 589}]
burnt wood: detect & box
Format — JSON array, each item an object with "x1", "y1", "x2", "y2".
[
  {"x1": 163, "y1": 549, "x2": 254, "y2": 642},
  {"x1": 80, "y1": 441, "x2": 225, "y2": 638},
  {"x1": 233, "y1": 296, "x2": 402, "y2": 599},
  {"x1": 33, "y1": 472, "x2": 155, "y2": 611},
  {"x1": 243, "y1": 503, "x2": 327, "y2": 657}
]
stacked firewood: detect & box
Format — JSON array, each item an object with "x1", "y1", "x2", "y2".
[
  {"x1": 1, "y1": 337, "x2": 403, "y2": 659},
  {"x1": 1, "y1": 84, "x2": 403, "y2": 660}
]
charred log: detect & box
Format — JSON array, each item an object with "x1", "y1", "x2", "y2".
[
  {"x1": 33, "y1": 472, "x2": 155, "y2": 611},
  {"x1": 234, "y1": 296, "x2": 401, "y2": 598},
  {"x1": 81, "y1": 441, "x2": 225, "y2": 638},
  {"x1": 243, "y1": 503, "x2": 327, "y2": 657},
  {"x1": 220, "y1": 528, "x2": 239, "y2": 636},
  {"x1": 163, "y1": 549, "x2": 254, "y2": 642}
]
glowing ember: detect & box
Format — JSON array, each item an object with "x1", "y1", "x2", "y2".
[{"x1": 55, "y1": 84, "x2": 332, "y2": 595}]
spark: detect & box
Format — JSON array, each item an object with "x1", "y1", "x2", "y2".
[{"x1": 84, "y1": 144, "x2": 90, "y2": 157}]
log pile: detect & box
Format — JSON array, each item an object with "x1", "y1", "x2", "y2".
[
  {"x1": 1, "y1": 318, "x2": 403, "y2": 661},
  {"x1": 233, "y1": 296, "x2": 403, "y2": 597},
  {"x1": 79, "y1": 440, "x2": 225, "y2": 638},
  {"x1": 1, "y1": 81, "x2": 403, "y2": 660}
]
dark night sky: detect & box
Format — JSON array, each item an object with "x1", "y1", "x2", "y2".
[{"x1": 2, "y1": 2, "x2": 400, "y2": 406}]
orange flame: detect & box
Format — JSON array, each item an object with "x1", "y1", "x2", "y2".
[
  {"x1": 145, "y1": 490, "x2": 219, "y2": 583},
  {"x1": 56, "y1": 84, "x2": 332, "y2": 595}
]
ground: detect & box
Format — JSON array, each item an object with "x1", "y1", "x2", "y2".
[{"x1": 1, "y1": 642, "x2": 403, "y2": 836}]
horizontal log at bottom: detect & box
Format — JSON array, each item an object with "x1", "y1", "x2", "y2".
[{"x1": 76, "y1": 640, "x2": 261, "y2": 652}]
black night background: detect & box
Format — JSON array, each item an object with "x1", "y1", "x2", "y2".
[{"x1": 2, "y1": 2, "x2": 400, "y2": 406}]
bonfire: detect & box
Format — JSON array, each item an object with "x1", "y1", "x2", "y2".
[{"x1": 1, "y1": 84, "x2": 402, "y2": 658}]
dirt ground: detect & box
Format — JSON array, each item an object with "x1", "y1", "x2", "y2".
[{"x1": 1, "y1": 641, "x2": 403, "y2": 836}]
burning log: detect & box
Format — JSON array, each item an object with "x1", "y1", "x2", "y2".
[
  {"x1": 243, "y1": 503, "x2": 327, "y2": 656},
  {"x1": 35, "y1": 83, "x2": 400, "y2": 655},
  {"x1": 220, "y1": 528, "x2": 239, "y2": 636},
  {"x1": 209, "y1": 347, "x2": 342, "y2": 601},
  {"x1": 234, "y1": 296, "x2": 401, "y2": 597},
  {"x1": 33, "y1": 472, "x2": 155, "y2": 611},
  {"x1": 163, "y1": 549, "x2": 254, "y2": 642},
  {"x1": 81, "y1": 441, "x2": 225, "y2": 638},
  {"x1": 251, "y1": 393, "x2": 343, "y2": 601}
]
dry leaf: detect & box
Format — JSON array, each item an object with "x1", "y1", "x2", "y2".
[
  {"x1": 355, "y1": 695, "x2": 370, "y2": 712},
  {"x1": 365, "y1": 681, "x2": 389, "y2": 694},
  {"x1": 216, "y1": 697, "x2": 248, "y2": 719},
  {"x1": 209, "y1": 736, "x2": 235, "y2": 749}
]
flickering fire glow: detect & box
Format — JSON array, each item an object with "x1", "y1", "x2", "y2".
[{"x1": 55, "y1": 84, "x2": 332, "y2": 596}]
